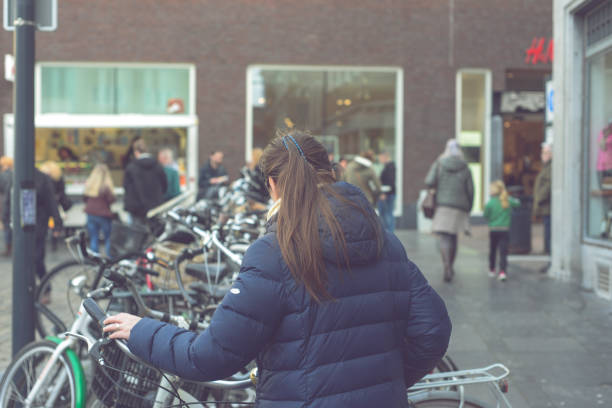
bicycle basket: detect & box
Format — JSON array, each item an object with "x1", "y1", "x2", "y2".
[
  {"x1": 91, "y1": 341, "x2": 161, "y2": 408},
  {"x1": 109, "y1": 221, "x2": 150, "y2": 259}
]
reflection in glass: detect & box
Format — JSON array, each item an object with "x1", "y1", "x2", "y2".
[
  {"x1": 250, "y1": 68, "x2": 398, "y2": 161},
  {"x1": 458, "y1": 71, "x2": 487, "y2": 213},
  {"x1": 587, "y1": 51, "x2": 612, "y2": 240},
  {"x1": 35, "y1": 127, "x2": 188, "y2": 188},
  {"x1": 41, "y1": 66, "x2": 190, "y2": 115}
]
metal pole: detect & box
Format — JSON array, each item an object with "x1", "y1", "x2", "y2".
[{"x1": 12, "y1": 0, "x2": 36, "y2": 355}]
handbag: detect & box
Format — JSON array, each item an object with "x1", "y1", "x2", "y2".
[
  {"x1": 422, "y1": 189, "x2": 436, "y2": 219},
  {"x1": 422, "y1": 161, "x2": 440, "y2": 219}
]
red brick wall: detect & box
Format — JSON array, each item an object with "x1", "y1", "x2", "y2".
[{"x1": 0, "y1": 0, "x2": 552, "y2": 210}]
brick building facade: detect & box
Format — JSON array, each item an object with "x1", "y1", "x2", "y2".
[{"x1": 0, "y1": 0, "x2": 552, "y2": 225}]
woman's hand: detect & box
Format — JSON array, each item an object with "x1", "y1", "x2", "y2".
[{"x1": 103, "y1": 313, "x2": 142, "y2": 340}]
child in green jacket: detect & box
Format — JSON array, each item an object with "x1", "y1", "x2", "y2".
[{"x1": 484, "y1": 180, "x2": 520, "y2": 281}]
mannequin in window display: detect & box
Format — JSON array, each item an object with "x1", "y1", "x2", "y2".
[{"x1": 596, "y1": 120, "x2": 612, "y2": 188}]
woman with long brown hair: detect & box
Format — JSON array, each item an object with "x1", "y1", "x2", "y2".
[
  {"x1": 83, "y1": 163, "x2": 115, "y2": 256},
  {"x1": 104, "y1": 130, "x2": 451, "y2": 407}
]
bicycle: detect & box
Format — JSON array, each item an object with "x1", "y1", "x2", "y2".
[{"x1": 0, "y1": 261, "x2": 251, "y2": 408}]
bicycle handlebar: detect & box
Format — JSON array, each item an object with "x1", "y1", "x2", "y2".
[{"x1": 79, "y1": 298, "x2": 254, "y2": 390}]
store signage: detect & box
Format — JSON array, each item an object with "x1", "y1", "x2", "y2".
[
  {"x1": 3, "y1": 0, "x2": 57, "y2": 31},
  {"x1": 525, "y1": 37, "x2": 553, "y2": 65},
  {"x1": 500, "y1": 91, "x2": 545, "y2": 113}
]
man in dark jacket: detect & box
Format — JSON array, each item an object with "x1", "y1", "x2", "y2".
[
  {"x1": 4, "y1": 169, "x2": 62, "y2": 286},
  {"x1": 378, "y1": 150, "x2": 396, "y2": 232},
  {"x1": 107, "y1": 182, "x2": 451, "y2": 408},
  {"x1": 123, "y1": 139, "x2": 167, "y2": 226},
  {"x1": 197, "y1": 151, "x2": 228, "y2": 200},
  {"x1": 34, "y1": 169, "x2": 63, "y2": 285}
]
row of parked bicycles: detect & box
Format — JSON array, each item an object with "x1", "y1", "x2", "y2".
[{"x1": 0, "y1": 171, "x2": 514, "y2": 407}]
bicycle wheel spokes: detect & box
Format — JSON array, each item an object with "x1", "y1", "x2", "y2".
[
  {"x1": 36, "y1": 260, "x2": 96, "y2": 338},
  {"x1": 0, "y1": 341, "x2": 75, "y2": 408}
]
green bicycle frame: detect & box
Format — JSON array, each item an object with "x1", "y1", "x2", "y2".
[{"x1": 47, "y1": 336, "x2": 86, "y2": 408}]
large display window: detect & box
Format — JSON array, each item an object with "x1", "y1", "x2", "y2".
[
  {"x1": 246, "y1": 65, "x2": 403, "y2": 214},
  {"x1": 34, "y1": 127, "x2": 188, "y2": 190},
  {"x1": 586, "y1": 49, "x2": 612, "y2": 240}
]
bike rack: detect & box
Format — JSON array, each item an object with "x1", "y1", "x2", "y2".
[{"x1": 409, "y1": 364, "x2": 512, "y2": 408}]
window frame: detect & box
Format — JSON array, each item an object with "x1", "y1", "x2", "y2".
[
  {"x1": 455, "y1": 68, "x2": 492, "y2": 215},
  {"x1": 245, "y1": 64, "x2": 404, "y2": 216}
]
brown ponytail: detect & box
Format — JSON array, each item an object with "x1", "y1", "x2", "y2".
[
  {"x1": 260, "y1": 130, "x2": 383, "y2": 302},
  {"x1": 490, "y1": 180, "x2": 509, "y2": 209}
]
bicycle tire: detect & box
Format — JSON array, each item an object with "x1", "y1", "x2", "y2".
[
  {"x1": 425, "y1": 356, "x2": 458, "y2": 392},
  {"x1": 0, "y1": 340, "x2": 77, "y2": 408},
  {"x1": 35, "y1": 259, "x2": 97, "y2": 338},
  {"x1": 408, "y1": 390, "x2": 492, "y2": 408}
]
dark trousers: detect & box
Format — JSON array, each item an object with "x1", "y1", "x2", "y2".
[
  {"x1": 542, "y1": 215, "x2": 551, "y2": 254},
  {"x1": 35, "y1": 226, "x2": 48, "y2": 280},
  {"x1": 489, "y1": 230, "x2": 509, "y2": 271}
]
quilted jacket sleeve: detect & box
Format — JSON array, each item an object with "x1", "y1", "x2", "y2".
[
  {"x1": 127, "y1": 238, "x2": 285, "y2": 381},
  {"x1": 400, "y1": 258, "x2": 452, "y2": 388}
]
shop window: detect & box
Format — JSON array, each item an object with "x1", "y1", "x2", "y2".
[
  {"x1": 586, "y1": 50, "x2": 612, "y2": 240},
  {"x1": 457, "y1": 70, "x2": 491, "y2": 213},
  {"x1": 34, "y1": 127, "x2": 188, "y2": 189},
  {"x1": 247, "y1": 66, "x2": 401, "y2": 169},
  {"x1": 40, "y1": 65, "x2": 191, "y2": 115}
]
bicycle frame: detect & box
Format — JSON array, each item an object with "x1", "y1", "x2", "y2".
[{"x1": 23, "y1": 303, "x2": 94, "y2": 408}]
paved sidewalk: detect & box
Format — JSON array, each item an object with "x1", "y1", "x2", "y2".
[
  {"x1": 1, "y1": 228, "x2": 611, "y2": 407},
  {"x1": 399, "y1": 227, "x2": 612, "y2": 408}
]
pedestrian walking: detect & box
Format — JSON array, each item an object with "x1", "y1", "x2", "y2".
[
  {"x1": 425, "y1": 139, "x2": 474, "y2": 283},
  {"x1": 83, "y1": 164, "x2": 116, "y2": 256},
  {"x1": 123, "y1": 139, "x2": 167, "y2": 226},
  {"x1": 533, "y1": 142, "x2": 552, "y2": 258},
  {"x1": 39, "y1": 161, "x2": 73, "y2": 214},
  {"x1": 0, "y1": 156, "x2": 13, "y2": 256},
  {"x1": 158, "y1": 148, "x2": 181, "y2": 201},
  {"x1": 104, "y1": 131, "x2": 452, "y2": 408},
  {"x1": 378, "y1": 150, "x2": 396, "y2": 232},
  {"x1": 197, "y1": 150, "x2": 229, "y2": 200},
  {"x1": 40, "y1": 161, "x2": 72, "y2": 251},
  {"x1": 344, "y1": 150, "x2": 381, "y2": 206},
  {"x1": 484, "y1": 180, "x2": 520, "y2": 281}
]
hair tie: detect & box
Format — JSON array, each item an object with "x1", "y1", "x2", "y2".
[
  {"x1": 281, "y1": 135, "x2": 306, "y2": 159},
  {"x1": 281, "y1": 137, "x2": 291, "y2": 152},
  {"x1": 286, "y1": 135, "x2": 306, "y2": 158}
]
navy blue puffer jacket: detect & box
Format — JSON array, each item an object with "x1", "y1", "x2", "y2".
[{"x1": 128, "y1": 182, "x2": 451, "y2": 408}]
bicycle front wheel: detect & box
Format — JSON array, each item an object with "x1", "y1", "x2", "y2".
[
  {"x1": 408, "y1": 390, "x2": 492, "y2": 408},
  {"x1": 0, "y1": 340, "x2": 76, "y2": 408},
  {"x1": 35, "y1": 259, "x2": 97, "y2": 338}
]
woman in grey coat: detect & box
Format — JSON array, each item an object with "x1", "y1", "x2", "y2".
[{"x1": 425, "y1": 139, "x2": 474, "y2": 282}]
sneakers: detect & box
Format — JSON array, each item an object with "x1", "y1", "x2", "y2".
[
  {"x1": 498, "y1": 271, "x2": 507, "y2": 281},
  {"x1": 488, "y1": 269, "x2": 496, "y2": 278}
]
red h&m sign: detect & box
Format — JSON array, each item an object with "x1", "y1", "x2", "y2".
[{"x1": 525, "y1": 38, "x2": 553, "y2": 64}]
